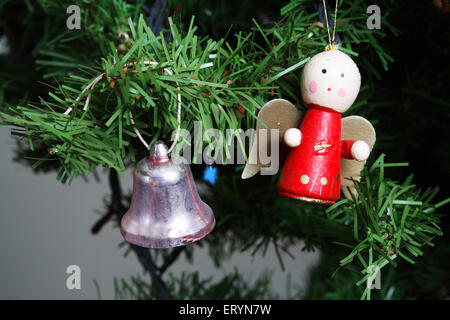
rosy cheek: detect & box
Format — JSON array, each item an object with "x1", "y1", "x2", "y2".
[
  {"x1": 338, "y1": 88, "x2": 346, "y2": 97},
  {"x1": 309, "y1": 81, "x2": 317, "y2": 93}
]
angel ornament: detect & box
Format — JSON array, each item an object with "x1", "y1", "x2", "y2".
[{"x1": 242, "y1": 49, "x2": 376, "y2": 204}]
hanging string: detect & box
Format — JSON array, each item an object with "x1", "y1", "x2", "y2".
[
  {"x1": 321, "y1": 0, "x2": 340, "y2": 50},
  {"x1": 331, "y1": 0, "x2": 339, "y2": 45},
  {"x1": 321, "y1": 0, "x2": 332, "y2": 46},
  {"x1": 64, "y1": 60, "x2": 182, "y2": 154}
]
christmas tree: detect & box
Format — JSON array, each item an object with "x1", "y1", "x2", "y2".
[{"x1": 1, "y1": 0, "x2": 449, "y2": 300}]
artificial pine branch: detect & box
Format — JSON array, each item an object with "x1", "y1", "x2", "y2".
[
  {"x1": 1, "y1": 0, "x2": 399, "y2": 182},
  {"x1": 201, "y1": 154, "x2": 449, "y2": 299}
]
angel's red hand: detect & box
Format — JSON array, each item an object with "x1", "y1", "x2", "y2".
[{"x1": 341, "y1": 140, "x2": 356, "y2": 159}]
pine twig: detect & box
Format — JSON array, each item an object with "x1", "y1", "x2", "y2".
[
  {"x1": 91, "y1": 209, "x2": 114, "y2": 234},
  {"x1": 159, "y1": 247, "x2": 185, "y2": 276}
]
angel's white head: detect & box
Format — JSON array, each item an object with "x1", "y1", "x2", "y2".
[{"x1": 300, "y1": 49, "x2": 361, "y2": 113}]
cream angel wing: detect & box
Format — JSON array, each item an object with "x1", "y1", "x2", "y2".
[
  {"x1": 341, "y1": 116, "x2": 376, "y2": 200},
  {"x1": 241, "y1": 99, "x2": 303, "y2": 179}
]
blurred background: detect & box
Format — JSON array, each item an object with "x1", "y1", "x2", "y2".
[{"x1": 0, "y1": 125, "x2": 320, "y2": 299}]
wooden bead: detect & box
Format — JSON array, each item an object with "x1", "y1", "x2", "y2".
[{"x1": 284, "y1": 128, "x2": 302, "y2": 147}]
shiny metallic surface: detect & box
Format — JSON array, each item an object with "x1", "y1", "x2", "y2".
[
  {"x1": 121, "y1": 141, "x2": 215, "y2": 248},
  {"x1": 149, "y1": 140, "x2": 169, "y2": 164}
]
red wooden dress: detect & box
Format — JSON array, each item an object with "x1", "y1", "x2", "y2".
[{"x1": 277, "y1": 104, "x2": 355, "y2": 204}]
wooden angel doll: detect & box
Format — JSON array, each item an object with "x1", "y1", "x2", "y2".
[{"x1": 242, "y1": 49, "x2": 376, "y2": 204}]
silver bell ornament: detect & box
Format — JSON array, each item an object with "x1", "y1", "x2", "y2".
[{"x1": 120, "y1": 141, "x2": 216, "y2": 248}]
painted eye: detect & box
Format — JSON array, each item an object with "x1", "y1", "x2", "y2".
[
  {"x1": 322, "y1": 69, "x2": 327, "y2": 74},
  {"x1": 340, "y1": 73, "x2": 344, "y2": 78}
]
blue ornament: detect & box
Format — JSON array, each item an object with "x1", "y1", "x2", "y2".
[{"x1": 203, "y1": 166, "x2": 218, "y2": 184}]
